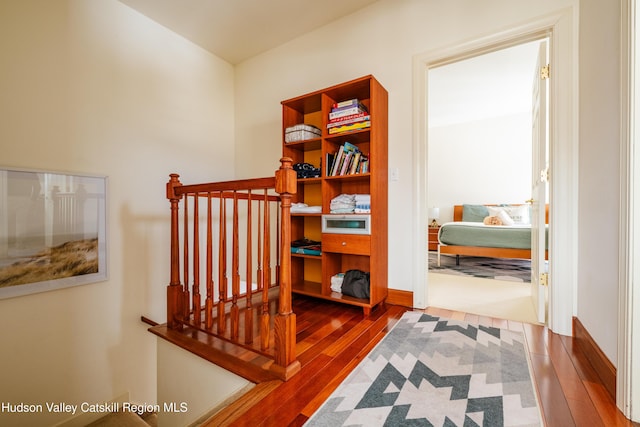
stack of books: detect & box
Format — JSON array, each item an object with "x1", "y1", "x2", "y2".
[
  {"x1": 327, "y1": 98, "x2": 370, "y2": 135},
  {"x1": 326, "y1": 142, "x2": 369, "y2": 176}
]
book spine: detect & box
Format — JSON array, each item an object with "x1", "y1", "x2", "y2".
[
  {"x1": 328, "y1": 112, "x2": 369, "y2": 123},
  {"x1": 327, "y1": 114, "x2": 371, "y2": 128},
  {"x1": 331, "y1": 98, "x2": 359, "y2": 109},
  {"x1": 329, "y1": 105, "x2": 367, "y2": 120},
  {"x1": 326, "y1": 153, "x2": 334, "y2": 176},
  {"x1": 350, "y1": 152, "x2": 361, "y2": 174},
  {"x1": 340, "y1": 152, "x2": 352, "y2": 175},
  {"x1": 330, "y1": 148, "x2": 344, "y2": 176},
  {"x1": 335, "y1": 150, "x2": 347, "y2": 176},
  {"x1": 330, "y1": 101, "x2": 365, "y2": 112},
  {"x1": 328, "y1": 121, "x2": 371, "y2": 134},
  {"x1": 360, "y1": 155, "x2": 369, "y2": 173},
  {"x1": 339, "y1": 144, "x2": 352, "y2": 175}
]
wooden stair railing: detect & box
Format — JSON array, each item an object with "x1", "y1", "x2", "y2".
[{"x1": 163, "y1": 157, "x2": 300, "y2": 381}]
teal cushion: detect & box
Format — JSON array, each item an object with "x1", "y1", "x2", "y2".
[{"x1": 462, "y1": 204, "x2": 489, "y2": 222}]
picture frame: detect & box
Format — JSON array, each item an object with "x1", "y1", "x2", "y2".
[{"x1": 0, "y1": 167, "x2": 107, "y2": 299}]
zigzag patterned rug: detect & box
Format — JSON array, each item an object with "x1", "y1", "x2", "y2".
[
  {"x1": 305, "y1": 311, "x2": 542, "y2": 427},
  {"x1": 429, "y1": 253, "x2": 532, "y2": 283}
]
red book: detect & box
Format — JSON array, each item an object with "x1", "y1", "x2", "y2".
[{"x1": 327, "y1": 112, "x2": 370, "y2": 126}]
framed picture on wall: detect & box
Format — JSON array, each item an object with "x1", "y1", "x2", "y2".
[{"x1": 0, "y1": 167, "x2": 107, "y2": 299}]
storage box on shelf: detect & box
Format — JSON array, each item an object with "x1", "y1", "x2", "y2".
[
  {"x1": 284, "y1": 123, "x2": 322, "y2": 143},
  {"x1": 281, "y1": 75, "x2": 388, "y2": 315}
]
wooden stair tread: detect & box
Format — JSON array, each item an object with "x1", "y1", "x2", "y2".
[{"x1": 148, "y1": 324, "x2": 279, "y2": 383}]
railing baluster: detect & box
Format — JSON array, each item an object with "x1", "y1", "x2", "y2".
[
  {"x1": 245, "y1": 190, "x2": 254, "y2": 344},
  {"x1": 205, "y1": 192, "x2": 214, "y2": 329},
  {"x1": 261, "y1": 189, "x2": 270, "y2": 351},
  {"x1": 257, "y1": 200, "x2": 263, "y2": 291},
  {"x1": 183, "y1": 194, "x2": 190, "y2": 319},
  {"x1": 231, "y1": 191, "x2": 240, "y2": 339},
  {"x1": 264, "y1": 190, "x2": 271, "y2": 290},
  {"x1": 275, "y1": 204, "x2": 281, "y2": 287},
  {"x1": 218, "y1": 192, "x2": 227, "y2": 334},
  {"x1": 192, "y1": 194, "x2": 201, "y2": 325}
]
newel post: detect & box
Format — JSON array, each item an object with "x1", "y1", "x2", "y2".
[
  {"x1": 167, "y1": 174, "x2": 184, "y2": 330},
  {"x1": 272, "y1": 157, "x2": 301, "y2": 380}
]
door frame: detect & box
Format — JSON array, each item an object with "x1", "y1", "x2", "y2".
[
  {"x1": 618, "y1": 0, "x2": 638, "y2": 419},
  {"x1": 411, "y1": 8, "x2": 578, "y2": 336}
]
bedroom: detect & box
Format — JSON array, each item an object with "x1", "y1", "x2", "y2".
[{"x1": 427, "y1": 39, "x2": 548, "y2": 324}]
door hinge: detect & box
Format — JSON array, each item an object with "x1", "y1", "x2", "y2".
[
  {"x1": 540, "y1": 64, "x2": 550, "y2": 80},
  {"x1": 540, "y1": 273, "x2": 549, "y2": 287},
  {"x1": 540, "y1": 167, "x2": 549, "y2": 182}
]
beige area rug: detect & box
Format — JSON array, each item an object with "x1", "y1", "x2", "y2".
[
  {"x1": 305, "y1": 311, "x2": 542, "y2": 426},
  {"x1": 428, "y1": 272, "x2": 540, "y2": 324}
]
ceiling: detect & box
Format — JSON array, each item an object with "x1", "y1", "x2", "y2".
[
  {"x1": 117, "y1": 1, "x2": 543, "y2": 126},
  {"x1": 118, "y1": 0, "x2": 380, "y2": 64}
]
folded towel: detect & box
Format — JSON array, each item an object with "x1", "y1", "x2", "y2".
[
  {"x1": 331, "y1": 194, "x2": 355, "y2": 204},
  {"x1": 330, "y1": 208, "x2": 354, "y2": 214},
  {"x1": 330, "y1": 195, "x2": 354, "y2": 213},
  {"x1": 291, "y1": 203, "x2": 322, "y2": 214}
]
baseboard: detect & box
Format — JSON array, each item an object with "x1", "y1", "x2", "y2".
[
  {"x1": 387, "y1": 289, "x2": 413, "y2": 308},
  {"x1": 573, "y1": 317, "x2": 616, "y2": 400}
]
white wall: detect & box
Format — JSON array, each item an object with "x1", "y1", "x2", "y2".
[
  {"x1": 0, "y1": 1, "x2": 234, "y2": 426},
  {"x1": 156, "y1": 339, "x2": 251, "y2": 427},
  {"x1": 578, "y1": 0, "x2": 622, "y2": 363},
  {"x1": 234, "y1": 0, "x2": 575, "y2": 294},
  {"x1": 429, "y1": 112, "x2": 532, "y2": 223}
]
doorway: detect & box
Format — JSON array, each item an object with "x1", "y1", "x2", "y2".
[
  {"x1": 426, "y1": 39, "x2": 548, "y2": 323},
  {"x1": 411, "y1": 9, "x2": 576, "y2": 337}
]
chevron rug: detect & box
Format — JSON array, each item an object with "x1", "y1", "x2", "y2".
[
  {"x1": 429, "y1": 253, "x2": 532, "y2": 283},
  {"x1": 305, "y1": 311, "x2": 541, "y2": 427}
]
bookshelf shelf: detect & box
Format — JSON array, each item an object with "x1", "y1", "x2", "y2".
[
  {"x1": 284, "y1": 138, "x2": 322, "y2": 151},
  {"x1": 291, "y1": 253, "x2": 322, "y2": 260},
  {"x1": 325, "y1": 129, "x2": 370, "y2": 140},
  {"x1": 297, "y1": 177, "x2": 322, "y2": 184},
  {"x1": 282, "y1": 75, "x2": 388, "y2": 314},
  {"x1": 324, "y1": 173, "x2": 370, "y2": 181}
]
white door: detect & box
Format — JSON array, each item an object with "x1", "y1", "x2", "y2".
[{"x1": 530, "y1": 41, "x2": 549, "y2": 324}]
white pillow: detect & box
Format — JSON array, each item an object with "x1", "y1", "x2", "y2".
[
  {"x1": 497, "y1": 209, "x2": 515, "y2": 225},
  {"x1": 486, "y1": 205, "x2": 529, "y2": 225},
  {"x1": 502, "y1": 205, "x2": 530, "y2": 224},
  {"x1": 486, "y1": 207, "x2": 514, "y2": 225}
]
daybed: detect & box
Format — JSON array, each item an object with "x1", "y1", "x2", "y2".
[{"x1": 436, "y1": 204, "x2": 548, "y2": 266}]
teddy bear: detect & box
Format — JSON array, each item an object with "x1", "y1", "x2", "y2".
[{"x1": 483, "y1": 215, "x2": 503, "y2": 225}]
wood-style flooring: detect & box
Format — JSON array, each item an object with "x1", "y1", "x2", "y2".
[{"x1": 202, "y1": 295, "x2": 636, "y2": 426}]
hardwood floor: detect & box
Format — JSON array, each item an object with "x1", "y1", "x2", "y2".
[
  {"x1": 424, "y1": 306, "x2": 637, "y2": 427},
  {"x1": 202, "y1": 296, "x2": 636, "y2": 426}
]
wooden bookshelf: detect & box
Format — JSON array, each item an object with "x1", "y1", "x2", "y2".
[{"x1": 281, "y1": 75, "x2": 388, "y2": 315}]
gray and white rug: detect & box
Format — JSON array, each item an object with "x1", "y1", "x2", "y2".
[
  {"x1": 429, "y1": 253, "x2": 532, "y2": 283},
  {"x1": 305, "y1": 311, "x2": 541, "y2": 427}
]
